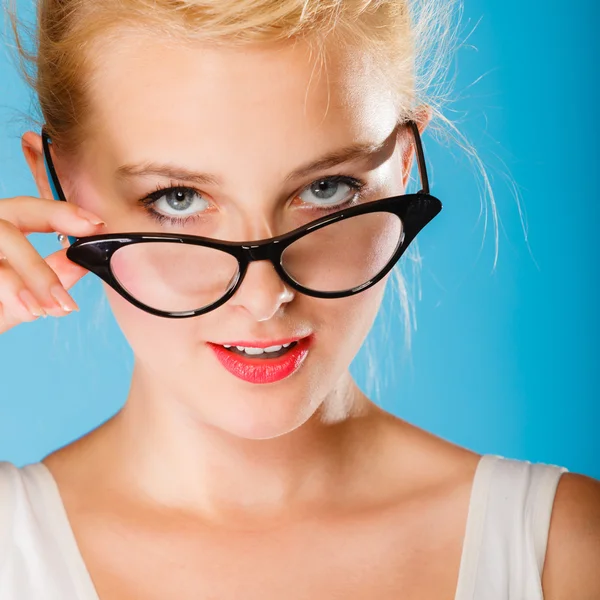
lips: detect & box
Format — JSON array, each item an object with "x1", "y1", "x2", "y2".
[{"x1": 207, "y1": 335, "x2": 313, "y2": 384}]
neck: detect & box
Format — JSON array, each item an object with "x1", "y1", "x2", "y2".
[{"x1": 99, "y1": 364, "x2": 381, "y2": 524}]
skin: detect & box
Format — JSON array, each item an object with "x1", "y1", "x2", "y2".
[{"x1": 12, "y1": 31, "x2": 600, "y2": 600}]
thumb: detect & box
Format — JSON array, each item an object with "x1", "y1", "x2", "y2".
[{"x1": 44, "y1": 247, "x2": 90, "y2": 291}]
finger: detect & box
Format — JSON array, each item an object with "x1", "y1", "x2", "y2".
[
  {"x1": 0, "y1": 196, "x2": 105, "y2": 235},
  {"x1": 0, "y1": 259, "x2": 44, "y2": 334},
  {"x1": 44, "y1": 247, "x2": 90, "y2": 290},
  {"x1": 0, "y1": 220, "x2": 79, "y2": 313}
]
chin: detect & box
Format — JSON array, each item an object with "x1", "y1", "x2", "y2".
[{"x1": 202, "y1": 391, "x2": 320, "y2": 441}]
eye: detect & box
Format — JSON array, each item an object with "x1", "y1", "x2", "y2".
[
  {"x1": 296, "y1": 176, "x2": 363, "y2": 209},
  {"x1": 137, "y1": 185, "x2": 212, "y2": 226},
  {"x1": 150, "y1": 186, "x2": 209, "y2": 217}
]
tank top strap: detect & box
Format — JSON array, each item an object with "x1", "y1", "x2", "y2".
[
  {"x1": 0, "y1": 460, "x2": 100, "y2": 600},
  {"x1": 0, "y1": 461, "x2": 18, "y2": 571},
  {"x1": 454, "y1": 454, "x2": 568, "y2": 600}
]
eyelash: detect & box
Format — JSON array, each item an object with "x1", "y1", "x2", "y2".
[{"x1": 137, "y1": 175, "x2": 367, "y2": 226}]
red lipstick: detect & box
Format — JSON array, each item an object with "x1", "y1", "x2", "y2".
[{"x1": 207, "y1": 335, "x2": 312, "y2": 384}]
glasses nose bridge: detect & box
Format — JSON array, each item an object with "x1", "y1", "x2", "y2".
[{"x1": 242, "y1": 239, "x2": 283, "y2": 265}]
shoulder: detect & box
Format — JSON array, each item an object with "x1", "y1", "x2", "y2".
[{"x1": 542, "y1": 471, "x2": 600, "y2": 600}]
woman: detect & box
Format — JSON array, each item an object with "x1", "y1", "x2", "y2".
[{"x1": 0, "y1": 0, "x2": 598, "y2": 598}]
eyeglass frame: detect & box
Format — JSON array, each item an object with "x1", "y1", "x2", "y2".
[{"x1": 41, "y1": 119, "x2": 442, "y2": 318}]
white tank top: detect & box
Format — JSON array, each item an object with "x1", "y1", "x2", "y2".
[{"x1": 0, "y1": 454, "x2": 568, "y2": 599}]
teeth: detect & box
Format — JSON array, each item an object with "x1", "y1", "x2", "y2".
[
  {"x1": 220, "y1": 341, "x2": 298, "y2": 354},
  {"x1": 240, "y1": 347, "x2": 264, "y2": 355}
]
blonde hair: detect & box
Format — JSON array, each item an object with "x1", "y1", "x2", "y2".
[{"x1": 5, "y1": 0, "x2": 498, "y2": 394}]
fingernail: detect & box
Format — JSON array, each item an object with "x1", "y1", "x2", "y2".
[
  {"x1": 18, "y1": 289, "x2": 46, "y2": 318},
  {"x1": 76, "y1": 208, "x2": 105, "y2": 226},
  {"x1": 50, "y1": 285, "x2": 79, "y2": 312}
]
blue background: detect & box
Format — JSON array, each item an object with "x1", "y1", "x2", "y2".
[{"x1": 0, "y1": 1, "x2": 598, "y2": 478}]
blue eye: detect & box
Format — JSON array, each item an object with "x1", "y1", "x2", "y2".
[
  {"x1": 139, "y1": 185, "x2": 210, "y2": 226},
  {"x1": 153, "y1": 187, "x2": 209, "y2": 216},
  {"x1": 297, "y1": 176, "x2": 363, "y2": 209}
]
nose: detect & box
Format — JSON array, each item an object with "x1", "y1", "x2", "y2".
[{"x1": 228, "y1": 259, "x2": 294, "y2": 322}]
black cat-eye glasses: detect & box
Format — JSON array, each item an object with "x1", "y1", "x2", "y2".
[{"x1": 41, "y1": 120, "x2": 442, "y2": 318}]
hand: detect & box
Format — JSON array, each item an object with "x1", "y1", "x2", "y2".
[{"x1": 0, "y1": 196, "x2": 105, "y2": 334}]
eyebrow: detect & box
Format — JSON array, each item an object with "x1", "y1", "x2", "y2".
[
  {"x1": 115, "y1": 123, "x2": 400, "y2": 185},
  {"x1": 116, "y1": 163, "x2": 221, "y2": 186}
]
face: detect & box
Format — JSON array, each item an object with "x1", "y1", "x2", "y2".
[{"x1": 48, "y1": 33, "x2": 417, "y2": 439}]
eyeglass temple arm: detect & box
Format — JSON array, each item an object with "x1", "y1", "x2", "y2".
[
  {"x1": 406, "y1": 120, "x2": 430, "y2": 195},
  {"x1": 41, "y1": 128, "x2": 80, "y2": 245},
  {"x1": 41, "y1": 127, "x2": 68, "y2": 203}
]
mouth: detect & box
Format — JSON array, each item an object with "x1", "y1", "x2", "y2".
[
  {"x1": 206, "y1": 335, "x2": 313, "y2": 384},
  {"x1": 221, "y1": 341, "x2": 298, "y2": 359}
]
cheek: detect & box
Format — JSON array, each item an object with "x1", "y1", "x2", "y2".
[
  {"x1": 102, "y1": 285, "x2": 189, "y2": 359},
  {"x1": 317, "y1": 276, "x2": 388, "y2": 357},
  {"x1": 349, "y1": 280, "x2": 387, "y2": 336}
]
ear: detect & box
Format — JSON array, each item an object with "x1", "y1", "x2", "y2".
[
  {"x1": 400, "y1": 104, "x2": 432, "y2": 190},
  {"x1": 21, "y1": 130, "x2": 57, "y2": 201}
]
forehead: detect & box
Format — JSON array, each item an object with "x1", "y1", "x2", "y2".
[{"x1": 86, "y1": 32, "x2": 399, "y2": 170}]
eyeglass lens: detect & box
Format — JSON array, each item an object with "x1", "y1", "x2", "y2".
[{"x1": 110, "y1": 211, "x2": 403, "y2": 313}]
